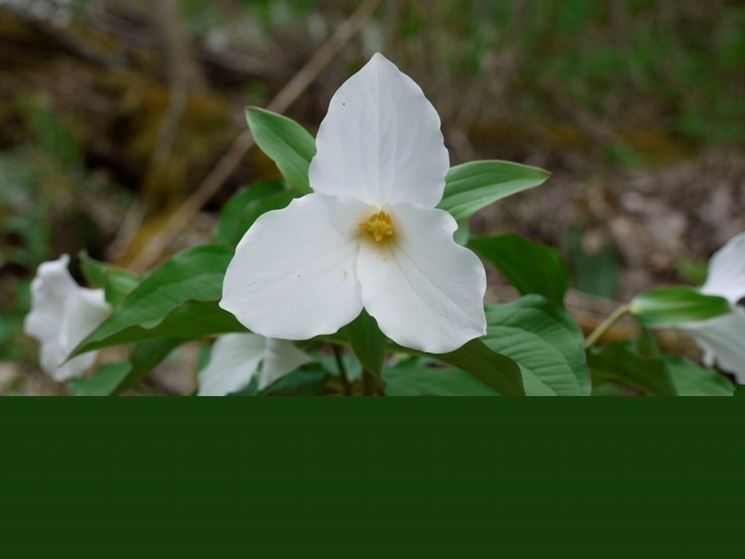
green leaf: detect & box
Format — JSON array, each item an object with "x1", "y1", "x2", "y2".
[
  {"x1": 438, "y1": 160, "x2": 550, "y2": 222},
  {"x1": 343, "y1": 310, "x2": 387, "y2": 376},
  {"x1": 587, "y1": 342, "x2": 676, "y2": 396},
  {"x1": 263, "y1": 369, "x2": 328, "y2": 396},
  {"x1": 118, "y1": 338, "x2": 183, "y2": 392},
  {"x1": 453, "y1": 221, "x2": 470, "y2": 246},
  {"x1": 76, "y1": 301, "x2": 245, "y2": 353},
  {"x1": 383, "y1": 361, "x2": 499, "y2": 396},
  {"x1": 482, "y1": 296, "x2": 591, "y2": 396},
  {"x1": 68, "y1": 338, "x2": 182, "y2": 396},
  {"x1": 214, "y1": 180, "x2": 294, "y2": 247},
  {"x1": 661, "y1": 355, "x2": 735, "y2": 396},
  {"x1": 245, "y1": 107, "x2": 315, "y2": 195},
  {"x1": 231, "y1": 370, "x2": 328, "y2": 396},
  {"x1": 68, "y1": 362, "x2": 131, "y2": 396},
  {"x1": 435, "y1": 339, "x2": 524, "y2": 396},
  {"x1": 630, "y1": 286, "x2": 731, "y2": 327},
  {"x1": 79, "y1": 252, "x2": 139, "y2": 306},
  {"x1": 71, "y1": 245, "x2": 235, "y2": 355},
  {"x1": 470, "y1": 234, "x2": 570, "y2": 306},
  {"x1": 567, "y1": 228, "x2": 620, "y2": 298}
]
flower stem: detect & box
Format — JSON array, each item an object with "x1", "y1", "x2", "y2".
[
  {"x1": 584, "y1": 304, "x2": 632, "y2": 349},
  {"x1": 362, "y1": 369, "x2": 379, "y2": 396},
  {"x1": 332, "y1": 345, "x2": 352, "y2": 395}
]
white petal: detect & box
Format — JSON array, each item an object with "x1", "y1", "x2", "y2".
[
  {"x1": 309, "y1": 52, "x2": 449, "y2": 208},
  {"x1": 220, "y1": 194, "x2": 366, "y2": 340},
  {"x1": 24, "y1": 256, "x2": 110, "y2": 381},
  {"x1": 258, "y1": 338, "x2": 311, "y2": 390},
  {"x1": 23, "y1": 254, "x2": 77, "y2": 343},
  {"x1": 198, "y1": 334, "x2": 266, "y2": 396},
  {"x1": 682, "y1": 307, "x2": 745, "y2": 383},
  {"x1": 43, "y1": 345, "x2": 97, "y2": 383},
  {"x1": 701, "y1": 231, "x2": 745, "y2": 304},
  {"x1": 356, "y1": 203, "x2": 486, "y2": 353}
]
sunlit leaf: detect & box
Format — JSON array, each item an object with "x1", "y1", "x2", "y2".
[
  {"x1": 71, "y1": 245, "x2": 235, "y2": 355},
  {"x1": 77, "y1": 301, "x2": 244, "y2": 353},
  {"x1": 438, "y1": 160, "x2": 549, "y2": 222},
  {"x1": 79, "y1": 252, "x2": 139, "y2": 306},
  {"x1": 482, "y1": 296, "x2": 590, "y2": 396},
  {"x1": 245, "y1": 107, "x2": 315, "y2": 195},
  {"x1": 630, "y1": 286, "x2": 731, "y2": 327}
]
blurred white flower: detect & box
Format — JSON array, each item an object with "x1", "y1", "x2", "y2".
[
  {"x1": 197, "y1": 334, "x2": 310, "y2": 396},
  {"x1": 681, "y1": 232, "x2": 745, "y2": 382},
  {"x1": 221, "y1": 53, "x2": 486, "y2": 354},
  {"x1": 23, "y1": 255, "x2": 110, "y2": 381}
]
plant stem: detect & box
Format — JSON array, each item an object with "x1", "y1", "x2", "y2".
[
  {"x1": 332, "y1": 345, "x2": 351, "y2": 395},
  {"x1": 362, "y1": 369, "x2": 378, "y2": 396},
  {"x1": 584, "y1": 303, "x2": 632, "y2": 349}
]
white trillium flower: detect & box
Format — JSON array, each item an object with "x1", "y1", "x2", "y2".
[
  {"x1": 680, "y1": 231, "x2": 745, "y2": 383},
  {"x1": 23, "y1": 255, "x2": 111, "y2": 381},
  {"x1": 197, "y1": 333, "x2": 311, "y2": 396},
  {"x1": 221, "y1": 53, "x2": 487, "y2": 354}
]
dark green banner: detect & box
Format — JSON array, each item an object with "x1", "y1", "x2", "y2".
[{"x1": 1, "y1": 396, "x2": 743, "y2": 557}]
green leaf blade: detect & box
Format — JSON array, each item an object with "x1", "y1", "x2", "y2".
[
  {"x1": 68, "y1": 338, "x2": 183, "y2": 396},
  {"x1": 343, "y1": 310, "x2": 387, "y2": 376},
  {"x1": 79, "y1": 252, "x2": 139, "y2": 306},
  {"x1": 630, "y1": 286, "x2": 731, "y2": 327},
  {"x1": 588, "y1": 342, "x2": 676, "y2": 396},
  {"x1": 214, "y1": 180, "x2": 294, "y2": 247},
  {"x1": 482, "y1": 296, "x2": 591, "y2": 396},
  {"x1": 435, "y1": 339, "x2": 525, "y2": 396},
  {"x1": 470, "y1": 234, "x2": 570, "y2": 306},
  {"x1": 77, "y1": 301, "x2": 245, "y2": 353},
  {"x1": 384, "y1": 361, "x2": 499, "y2": 396},
  {"x1": 439, "y1": 160, "x2": 549, "y2": 222},
  {"x1": 72, "y1": 245, "x2": 235, "y2": 355},
  {"x1": 68, "y1": 362, "x2": 132, "y2": 396},
  {"x1": 245, "y1": 107, "x2": 315, "y2": 195},
  {"x1": 661, "y1": 355, "x2": 735, "y2": 397}
]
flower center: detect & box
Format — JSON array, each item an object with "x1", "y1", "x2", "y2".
[{"x1": 358, "y1": 211, "x2": 395, "y2": 243}]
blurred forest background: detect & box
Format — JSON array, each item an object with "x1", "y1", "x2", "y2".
[{"x1": 1, "y1": 0, "x2": 744, "y2": 394}]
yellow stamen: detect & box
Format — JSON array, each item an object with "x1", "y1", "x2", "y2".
[{"x1": 358, "y1": 211, "x2": 395, "y2": 243}]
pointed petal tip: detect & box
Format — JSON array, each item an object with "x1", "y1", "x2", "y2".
[
  {"x1": 38, "y1": 253, "x2": 71, "y2": 275},
  {"x1": 368, "y1": 51, "x2": 391, "y2": 65}
]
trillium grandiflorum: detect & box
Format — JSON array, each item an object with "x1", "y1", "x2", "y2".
[
  {"x1": 197, "y1": 334, "x2": 311, "y2": 396},
  {"x1": 221, "y1": 53, "x2": 487, "y2": 354},
  {"x1": 679, "y1": 232, "x2": 745, "y2": 383},
  {"x1": 23, "y1": 255, "x2": 111, "y2": 381}
]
